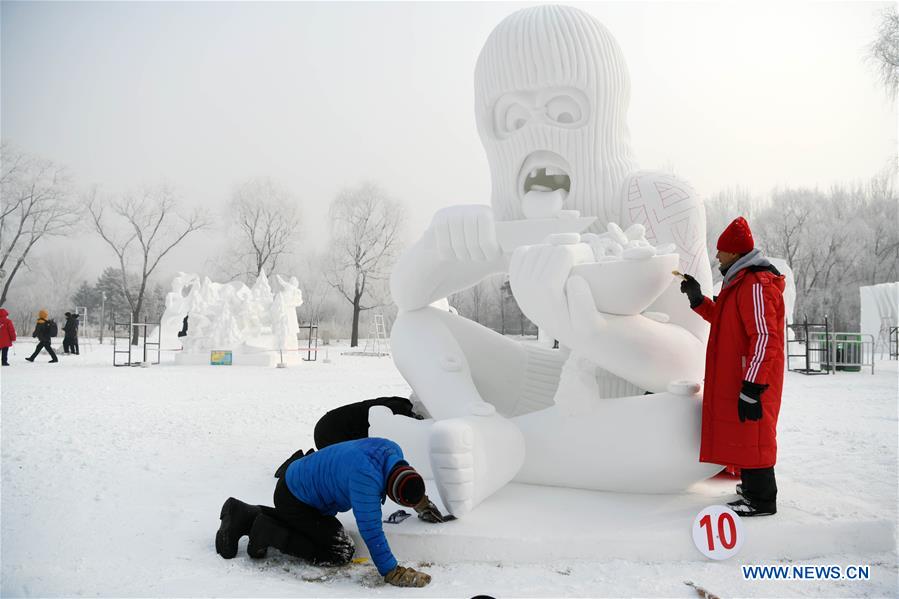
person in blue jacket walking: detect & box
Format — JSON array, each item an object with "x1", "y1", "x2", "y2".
[{"x1": 215, "y1": 437, "x2": 444, "y2": 588}]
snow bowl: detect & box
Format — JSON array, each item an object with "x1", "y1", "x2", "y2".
[{"x1": 570, "y1": 253, "x2": 679, "y2": 315}]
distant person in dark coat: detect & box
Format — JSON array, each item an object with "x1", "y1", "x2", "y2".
[
  {"x1": 274, "y1": 396, "x2": 425, "y2": 478},
  {"x1": 62, "y1": 312, "x2": 80, "y2": 355},
  {"x1": 26, "y1": 309, "x2": 58, "y2": 363},
  {"x1": 177, "y1": 315, "x2": 188, "y2": 338},
  {"x1": 216, "y1": 438, "x2": 444, "y2": 588},
  {"x1": 0, "y1": 308, "x2": 17, "y2": 366}
]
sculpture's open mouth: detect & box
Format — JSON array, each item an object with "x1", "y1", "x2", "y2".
[
  {"x1": 524, "y1": 166, "x2": 571, "y2": 194},
  {"x1": 517, "y1": 151, "x2": 573, "y2": 218}
]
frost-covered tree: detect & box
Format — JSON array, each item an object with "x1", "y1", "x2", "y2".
[
  {"x1": 325, "y1": 182, "x2": 404, "y2": 347},
  {"x1": 868, "y1": 5, "x2": 899, "y2": 99},
  {"x1": 0, "y1": 144, "x2": 79, "y2": 304},
  {"x1": 88, "y1": 185, "x2": 207, "y2": 343},
  {"x1": 224, "y1": 177, "x2": 302, "y2": 283}
]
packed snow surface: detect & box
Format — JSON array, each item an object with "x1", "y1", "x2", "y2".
[{"x1": 2, "y1": 340, "x2": 896, "y2": 597}]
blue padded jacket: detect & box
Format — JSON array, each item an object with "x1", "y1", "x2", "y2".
[{"x1": 284, "y1": 437, "x2": 406, "y2": 575}]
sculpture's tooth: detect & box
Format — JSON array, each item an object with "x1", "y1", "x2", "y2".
[
  {"x1": 530, "y1": 169, "x2": 539, "y2": 179},
  {"x1": 529, "y1": 184, "x2": 552, "y2": 192},
  {"x1": 545, "y1": 166, "x2": 560, "y2": 176}
]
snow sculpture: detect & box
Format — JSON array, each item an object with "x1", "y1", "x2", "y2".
[
  {"x1": 271, "y1": 275, "x2": 303, "y2": 365},
  {"x1": 860, "y1": 282, "x2": 899, "y2": 352},
  {"x1": 373, "y1": 4, "x2": 720, "y2": 517},
  {"x1": 160, "y1": 270, "x2": 302, "y2": 365},
  {"x1": 767, "y1": 258, "x2": 796, "y2": 326}
]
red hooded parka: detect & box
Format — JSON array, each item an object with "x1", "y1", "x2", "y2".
[
  {"x1": 0, "y1": 308, "x2": 17, "y2": 349},
  {"x1": 693, "y1": 267, "x2": 786, "y2": 469}
]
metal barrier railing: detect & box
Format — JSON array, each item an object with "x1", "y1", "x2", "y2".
[
  {"x1": 787, "y1": 318, "x2": 830, "y2": 375},
  {"x1": 113, "y1": 316, "x2": 162, "y2": 367},
  {"x1": 815, "y1": 332, "x2": 876, "y2": 375},
  {"x1": 787, "y1": 318, "x2": 875, "y2": 375}
]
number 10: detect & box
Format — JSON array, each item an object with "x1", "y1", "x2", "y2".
[{"x1": 699, "y1": 512, "x2": 737, "y2": 550}]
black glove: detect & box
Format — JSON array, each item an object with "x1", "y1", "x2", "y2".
[
  {"x1": 414, "y1": 495, "x2": 446, "y2": 523},
  {"x1": 738, "y1": 381, "x2": 767, "y2": 422},
  {"x1": 679, "y1": 274, "x2": 704, "y2": 308}
]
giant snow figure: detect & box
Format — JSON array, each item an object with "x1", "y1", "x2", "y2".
[{"x1": 371, "y1": 4, "x2": 721, "y2": 517}]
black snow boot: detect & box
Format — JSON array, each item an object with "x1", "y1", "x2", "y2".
[
  {"x1": 727, "y1": 498, "x2": 776, "y2": 517},
  {"x1": 215, "y1": 497, "x2": 262, "y2": 559},
  {"x1": 246, "y1": 513, "x2": 290, "y2": 559}
]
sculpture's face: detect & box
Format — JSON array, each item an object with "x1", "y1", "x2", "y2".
[
  {"x1": 489, "y1": 87, "x2": 590, "y2": 219},
  {"x1": 474, "y1": 5, "x2": 637, "y2": 226}
]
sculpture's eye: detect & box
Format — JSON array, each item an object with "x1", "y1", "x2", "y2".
[
  {"x1": 503, "y1": 103, "x2": 531, "y2": 134},
  {"x1": 545, "y1": 95, "x2": 582, "y2": 125}
]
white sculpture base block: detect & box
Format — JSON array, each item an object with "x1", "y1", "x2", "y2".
[{"x1": 338, "y1": 477, "x2": 894, "y2": 563}]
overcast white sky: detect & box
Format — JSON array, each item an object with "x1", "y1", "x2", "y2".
[{"x1": 3, "y1": 1, "x2": 896, "y2": 282}]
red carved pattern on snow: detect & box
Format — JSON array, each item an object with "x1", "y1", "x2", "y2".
[
  {"x1": 628, "y1": 206, "x2": 657, "y2": 243},
  {"x1": 624, "y1": 173, "x2": 703, "y2": 271},
  {"x1": 664, "y1": 211, "x2": 703, "y2": 272},
  {"x1": 627, "y1": 178, "x2": 641, "y2": 203},
  {"x1": 653, "y1": 179, "x2": 692, "y2": 209}
]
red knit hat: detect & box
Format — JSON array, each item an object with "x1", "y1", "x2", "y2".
[{"x1": 716, "y1": 217, "x2": 754, "y2": 254}]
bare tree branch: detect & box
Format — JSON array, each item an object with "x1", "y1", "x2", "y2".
[
  {"x1": 868, "y1": 5, "x2": 899, "y2": 100},
  {"x1": 324, "y1": 182, "x2": 405, "y2": 347},
  {"x1": 215, "y1": 178, "x2": 302, "y2": 283},
  {"x1": 0, "y1": 145, "x2": 79, "y2": 304},
  {"x1": 88, "y1": 184, "x2": 208, "y2": 342}
]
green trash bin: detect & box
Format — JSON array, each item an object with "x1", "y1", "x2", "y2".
[{"x1": 835, "y1": 334, "x2": 861, "y2": 372}]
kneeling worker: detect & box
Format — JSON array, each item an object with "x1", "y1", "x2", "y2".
[{"x1": 216, "y1": 437, "x2": 444, "y2": 588}]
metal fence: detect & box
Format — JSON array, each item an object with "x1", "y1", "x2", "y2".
[
  {"x1": 787, "y1": 319, "x2": 831, "y2": 375},
  {"x1": 787, "y1": 319, "x2": 875, "y2": 375}
]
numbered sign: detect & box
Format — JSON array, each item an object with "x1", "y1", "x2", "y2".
[{"x1": 691, "y1": 505, "x2": 745, "y2": 560}]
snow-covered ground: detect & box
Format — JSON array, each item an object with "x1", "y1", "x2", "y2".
[{"x1": 2, "y1": 339, "x2": 897, "y2": 597}]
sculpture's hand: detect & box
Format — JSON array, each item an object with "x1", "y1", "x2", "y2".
[
  {"x1": 509, "y1": 241, "x2": 599, "y2": 349},
  {"x1": 429, "y1": 205, "x2": 502, "y2": 263}
]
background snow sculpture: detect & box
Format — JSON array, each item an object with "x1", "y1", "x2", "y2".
[
  {"x1": 375, "y1": 4, "x2": 720, "y2": 517},
  {"x1": 160, "y1": 269, "x2": 302, "y2": 365},
  {"x1": 270, "y1": 275, "x2": 303, "y2": 363},
  {"x1": 860, "y1": 282, "x2": 898, "y2": 353}
]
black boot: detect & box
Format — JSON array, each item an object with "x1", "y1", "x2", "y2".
[
  {"x1": 727, "y1": 498, "x2": 776, "y2": 517},
  {"x1": 247, "y1": 513, "x2": 290, "y2": 559},
  {"x1": 215, "y1": 498, "x2": 262, "y2": 559},
  {"x1": 25, "y1": 356, "x2": 35, "y2": 362}
]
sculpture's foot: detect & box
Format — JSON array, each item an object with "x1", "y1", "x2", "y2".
[
  {"x1": 368, "y1": 406, "x2": 435, "y2": 479},
  {"x1": 429, "y1": 407, "x2": 525, "y2": 517}
]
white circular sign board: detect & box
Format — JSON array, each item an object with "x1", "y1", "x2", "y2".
[{"x1": 691, "y1": 505, "x2": 745, "y2": 560}]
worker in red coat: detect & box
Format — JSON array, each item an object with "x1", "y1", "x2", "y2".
[{"x1": 680, "y1": 217, "x2": 785, "y2": 517}]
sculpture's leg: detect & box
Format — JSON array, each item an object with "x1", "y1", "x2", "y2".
[{"x1": 379, "y1": 307, "x2": 560, "y2": 516}]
